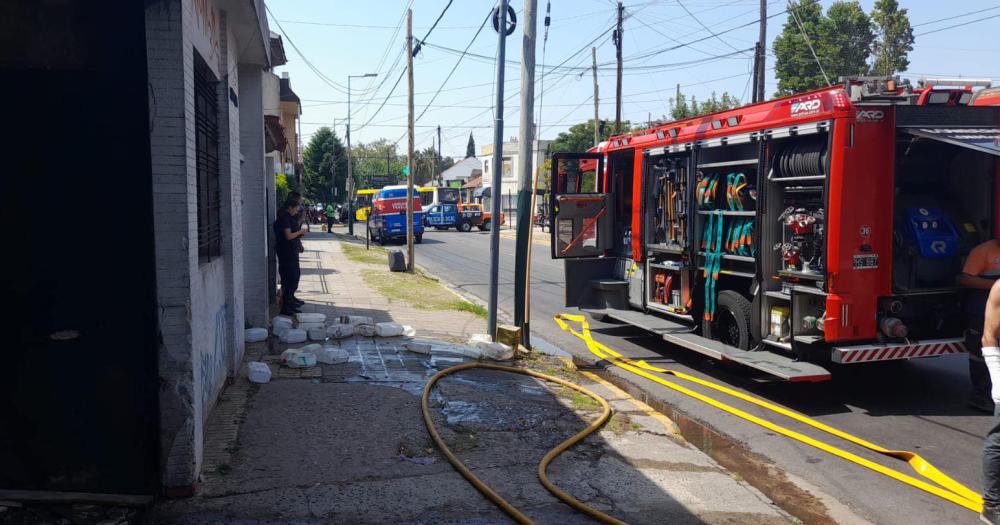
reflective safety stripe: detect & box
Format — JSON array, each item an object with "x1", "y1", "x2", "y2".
[
  {"x1": 832, "y1": 339, "x2": 966, "y2": 364},
  {"x1": 554, "y1": 313, "x2": 983, "y2": 514}
]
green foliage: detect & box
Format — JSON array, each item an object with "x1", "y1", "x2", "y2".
[
  {"x1": 466, "y1": 132, "x2": 476, "y2": 158},
  {"x1": 669, "y1": 91, "x2": 741, "y2": 119},
  {"x1": 302, "y1": 127, "x2": 347, "y2": 203},
  {"x1": 275, "y1": 173, "x2": 290, "y2": 207},
  {"x1": 350, "y1": 140, "x2": 457, "y2": 189},
  {"x1": 870, "y1": 0, "x2": 913, "y2": 76},
  {"x1": 821, "y1": 1, "x2": 874, "y2": 79},
  {"x1": 774, "y1": 1, "x2": 875, "y2": 96},
  {"x1": 548, "y1": 119, "x2": 632, "y2": 154}
]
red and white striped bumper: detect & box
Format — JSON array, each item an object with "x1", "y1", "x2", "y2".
[{"x1": 831, "y1": 338, "x2": 966, "y2": 364}]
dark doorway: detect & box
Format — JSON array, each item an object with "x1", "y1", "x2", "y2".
[{"x1": 0, "y1": 0, "x2": 160, "y2": 496}]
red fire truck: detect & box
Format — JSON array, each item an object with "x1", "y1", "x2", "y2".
[{"x1": 551, "y1": 77, "x2": 1000, "y2": 381}]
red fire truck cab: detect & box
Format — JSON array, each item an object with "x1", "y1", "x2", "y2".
[{"x1": 551, "y1": 78, "x2": 1000, "y2": 381}]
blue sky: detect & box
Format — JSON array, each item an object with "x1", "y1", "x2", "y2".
[{"x1": 267, "y1": 0, "x2": 1000, "y2": 159}]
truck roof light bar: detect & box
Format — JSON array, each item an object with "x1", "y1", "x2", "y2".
[{"x1": 919, "y1": 78, "x2": 993, "y2": 88}]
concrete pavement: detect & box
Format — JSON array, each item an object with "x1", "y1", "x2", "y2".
[
  {"x1": 408, "y1": 226, "x2": 991, "y2": 525},
  {"x1": 152, "y1": 232, "x2": 792, "y2": 524}
]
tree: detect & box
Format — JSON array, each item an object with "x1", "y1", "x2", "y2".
[
  {"x1": 275, "y1": 173, "x2": 291, "y2": 208},
  {"x1": 465, "y1": 132, "x2": 476, "y2": 158},
  {"x1": 870, "y1": 0, "x2": 913, "y2": 76},
  {"x1": 670, "y1": 92, "x2": 693, "y2": 120},
  {"x1": 774, "y1": 1, "x2": 827, "y2": 95},
  {"x1": 773, "y1": 1, "x2": 873, "y2": 96},
  {"x1": 301, "y1": 127, "x2": 347, "y2": 203},
  {"x1": 549, "y1": 119, "x2": 632, "y2": 154},
  {"x1": 352, "y1": 139, "x2": 405, "y2": 188},
  {"x1": 819, "y1": 1, "x2": 873, "y2": 80}
]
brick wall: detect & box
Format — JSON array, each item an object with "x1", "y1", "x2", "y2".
[
  {"x1": 239, "y1": 65, "x2": 268, "y2": 328},
  {"x1": 146, "y1": 0, "x2": 261, "y2": 491}
]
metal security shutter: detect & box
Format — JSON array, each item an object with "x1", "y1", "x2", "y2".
[{"x1": 194, "y1": 52, "x2": 221, "y2": 261}]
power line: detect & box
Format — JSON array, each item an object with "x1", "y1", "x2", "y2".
[
  {"x1": 266, "y1": 6, "x2": 357, "y2": 96},
  {"x1": 416, "y1": 10, "x2": 493, "y2": 124},
  {"x1": 787, "y1": 0, "x2": 830, "y2": 86},
  {"x1": 675, "y1": 0, "x2": 752, "y2": 57},
  {"x1": 912, "y1": 5, "x2": 1000, "y2": 27},
  {"x1": 275, "y1": 19, "x2": 479, "y2": 30},
  {"x1": 916, "y1": 13, "x2": 1000, "y2": 37}
]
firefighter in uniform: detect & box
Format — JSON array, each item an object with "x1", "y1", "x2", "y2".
[{"x1": 959, "y1": 237, "x2": 1000, "y2": 413}]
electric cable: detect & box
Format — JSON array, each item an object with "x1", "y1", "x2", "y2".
[
  {"x1": 787, "y1": 0, "x2": 831, "y2": 86},
  {"x1": 675, "y1": 0, "x2": 752, "y2": 57},
  {"x1": 421, "y1": 362, "x2": 628, "y2": 525}
]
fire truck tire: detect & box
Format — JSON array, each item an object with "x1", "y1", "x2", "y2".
[
  {"x1": 458, "y1": 221, "x2": 472, "y2": 232},
  {"x1": 704, "y1": 291, "x2": 753, "y2": 350},
  {"x1": 415, "y1": 234, "x2": 423, "y2": 244}
]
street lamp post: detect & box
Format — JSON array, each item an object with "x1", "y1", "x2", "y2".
[{"x1": 347, "y1": 73, "x2": 377, "y2": 236}]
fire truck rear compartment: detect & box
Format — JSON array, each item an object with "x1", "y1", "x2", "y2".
[{"x1": 888, "y1": 131, "x2": 997, "y2": 340}]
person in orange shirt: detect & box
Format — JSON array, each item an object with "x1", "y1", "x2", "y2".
[{"x1": 958, "y1": 238, "x2": 1000, "y2": 413}]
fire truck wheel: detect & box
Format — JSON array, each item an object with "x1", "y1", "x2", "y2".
[
  {"x1": 458, "y1": 221, "x2": 472, "y2": 232},
  {"x1": 705, "y1": 291, "x2": 753, "y2": 350},
  {"x1": 415, "y1": 234, "x2": 423, "y2": 244}
]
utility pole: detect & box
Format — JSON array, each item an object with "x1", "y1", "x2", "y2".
[
  {"x1": 754, "y1": 0, "x2": 767, "y2": 102},
  {"x1": 592, "y1": 47, "x2": 599, "y2": 147},
  {"x1": 406, "y1": 8, "x2": 415, "y2": 272},
  {"x1": 437, "y1": 125, "x2": 442, "y2": 185},
  {"x1": 514, "y1": 0, "x2": 538, "y2": 348},
  {"x1": 346, "y1": 72, "x2": 377, "y2": 234},
  {"x1": 487, "y1": 0, "x2": 509, "y2": 340},
  {"x1": 614, "y1": 1, "x2": 624, "y2": 132}
]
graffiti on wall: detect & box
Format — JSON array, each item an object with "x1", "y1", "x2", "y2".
[
  {"x1": 191, "y1": 0, "x2": 221, "y2": 70},
  {"x1": 199, "y1": 303, "x2": 228, "y2": 412}
]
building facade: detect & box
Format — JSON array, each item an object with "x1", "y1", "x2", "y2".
[
  {"x1": 0, "y1": 0, "x2": 282, "y2": 500},
  {"x1": 479, "y1": 138, "x2": 551, "y2": 217}
]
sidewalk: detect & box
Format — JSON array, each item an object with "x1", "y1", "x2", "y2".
[{"x1": 151, "y1": 232, "x2": 792, "y2": 524}]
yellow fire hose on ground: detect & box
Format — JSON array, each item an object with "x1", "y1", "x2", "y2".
[
  {"x1": 553, "y1": 313, "x2": 984, "y2": 514},
  {"x1": 421, "y1": 362, "x2": 629, "y2": 525}
]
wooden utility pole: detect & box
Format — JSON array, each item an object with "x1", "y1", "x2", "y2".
[
  {"x1": 406, "y1": 8, "x2": 415, "y2": 271},
  {"x1": 614, "y1": 1, "x2": 623, "y2": 132},
  {"x1": 592, "y1": 47, "x2": 599, "y2": 147},
  {"x1": 754, "y1": 0, "x2": 767, "y2": 102},
  {"x1": 514, "y1": 0, "x2": 538, "y2": 349},
  {"x1": 437, "y1": 125, "x2": 442, "y2": 184}
]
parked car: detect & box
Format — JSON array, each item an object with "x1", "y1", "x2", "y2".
[
  {"x1": 459, "y1": 203, "x2": 506, "y2": 231},
  {"x1": 424, "y1": 202, "x2": 483, "y2": 232}
]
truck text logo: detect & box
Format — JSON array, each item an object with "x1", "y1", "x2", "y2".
[
  {"x1": 791, "y1": 99, "x2": 822, "y2": 117},
  {"x1": 856, "y1": 110, "x2": 884, "y2": 122}
]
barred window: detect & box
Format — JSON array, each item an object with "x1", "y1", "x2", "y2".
[{"x1": 194, "y1": 51, "x2": 221, "y2": 262}]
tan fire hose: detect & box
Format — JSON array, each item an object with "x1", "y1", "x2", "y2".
[{"x1": 421, "y1": 362, "x2": 629, "y2": 525}]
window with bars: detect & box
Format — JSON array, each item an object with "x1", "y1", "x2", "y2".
[{"x1": 194, "y1": 51, "x2": 221, "y2": 262}]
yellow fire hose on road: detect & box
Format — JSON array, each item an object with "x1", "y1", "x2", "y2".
[
  {"x1": 421, "y1": 362, "x2": 629, "y2": 525},
  {"x1": 554, "y1": 313, "x2": 984, "y2": 514}
]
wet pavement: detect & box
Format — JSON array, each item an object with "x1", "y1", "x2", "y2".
[{"x1": 151, "y1": 335, "x2": 793, "y2": 524}]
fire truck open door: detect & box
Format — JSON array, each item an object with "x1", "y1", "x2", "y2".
[
  {"x1": 899, "y1": 127, "x2": 1000, "y2": 157},
  {"x1": 550, "y1": 152, "x2": 613, "y2": 259}
]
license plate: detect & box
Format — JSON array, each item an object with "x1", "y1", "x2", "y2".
[{"x1": 852, "y1": 254, "x2": 878, "y2": 270}]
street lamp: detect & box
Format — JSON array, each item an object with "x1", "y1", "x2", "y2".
[{"x1": 347, "y1": 72, "x2": 378, "y2": 236}]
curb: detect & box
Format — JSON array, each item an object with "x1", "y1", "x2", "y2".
[{"x1": 568, "y1": 347, "x2": 841, "y2": 525}]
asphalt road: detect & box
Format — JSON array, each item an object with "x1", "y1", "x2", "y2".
[{"x1": 411, "y1": 227, "x2": 993, "y2": 525}]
